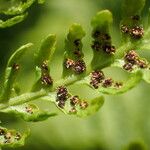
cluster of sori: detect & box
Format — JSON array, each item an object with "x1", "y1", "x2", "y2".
[
  {"x1": 64, "y1": 38, "x2": 86, "y2": 74},
  {"x1": 65, "y1": 58, "x2": 86, "y2": 74},
  {"x1": 90, "y1": 70, "x2": 123, "y2": 89},
  {"x1": 40, "y1": 61, "x2": 53, "y2": 85},
  {"x1": 123, "y1": 50, "x2": 148, "y2": 71},
  {"x1": 56, "y1": 86, "x2": 88, "y2": 114},
  {"x1": 91, "y1": 30, "x2": 116, "y2": 54},
  {"x1": 25, "y1": 106, "x2": 33, "y2": 114},
  {"x1": 121, "y1": 15, "x2": 144, "y2": 39},
  {"x1": 0, "y1": 128, "x2": 21, "y2": 144}
]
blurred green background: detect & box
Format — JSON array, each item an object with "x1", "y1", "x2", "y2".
[{"x1": 0, "y1": 0, "x2": 150, "y2": 149}]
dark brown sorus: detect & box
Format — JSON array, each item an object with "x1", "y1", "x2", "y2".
[
  {"x1": 92, "y1": 31, "x2": 111, "y2": 41},
  {"x1": 56, "y1": 86, "x2": 68, "y2": 102},
  {"x1": 90, "y1": 70, "x2": 105, "y2": 89},
  {"x1": 74, "y1": 39, "x2": 81, "y2": 47},
  {"x1": 58, "y1": 100, "x2": 65, "y2": 108},
  {"x1": 65, "y1": 58, "x2": 75, "y2": 69},
  {"x1": 136, "y1": 59, "x2": 147, "y2": 68},
  {"x1": 80, "y1": 101, "x2": 88, "y2": 109},
  {"x1": 25, "y1": 106, "x2": 33, "y2": 114},
  {"x1": 69, "y1": 107, "x2": 77, "y2": 114},
  {"x1": 74, "y1": 59, "x2": 86, "y2": 74},
  {"x1": 92, "y1": 30, "x2": 101, "y2": 38},
  {"x1": 103, "y1": 44, "x2": 116, "y2": 54},
  {"x1": 12, "y1": 63, "x2": 20, "y2": 71},
  {"x1": 90, "y1": 80, "x2": 99, "y2": 89},
  {"x1": 70, "y1": 95, "x2": 80, "y2": 106},
  {"x1": 91, "y1": 41, "x2": 101, "y2": 51},
  {"x1": 124, "y1": 50, "x2": 138, "y2": 64},
  {"x1": 41, "y1": 61, "x2": 49, "y2": 71},
  {"x1": 120, "y1": 25, "x2": 129, "y2": 34},
  {"x1": 91, "y1": 70, "x2": 104, "y2": 80},
  {"x1": 130, "y1": 26, "x2": 144, "y2": 39},
  {"x1": 102, "y1": 78, "x2": 113, "y2": 87},
  {"x1": 0, "y1": 128, "x2": 5, "y2": 135},
  {"x1": 41, "y1": 74, "x2": 53, "y2": 85},
  {"x1": 15, "y1": 133, "x2": 21, "y2": 141},
  {"x1": 4, "y1": 139, "x2": 11, "y2": 143},
  {"x1": 4, "y1": 132, "x2": 12, "y2": 140},
  {"x1": 114, "y1": 82, "x2": 123, "y2": 88},
  {"x1": 131, "y1": 15, "x2": 140, "y2": 21},
  {"x1": 123, "y1": 63, "x2": 133, "y2": 71},
  {"x1": 102, "y1": 33, "x2": 111, "y2": 41},
  {"x1": 124, "y1": 50, "x2": 148, "y2": 69},
  {"x1": 74, "y1": 50, "x2": 82, "y2": 57}
]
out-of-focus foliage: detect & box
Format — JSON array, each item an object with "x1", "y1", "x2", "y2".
[{"x1": 0, "y1": 0, "x2": 45, "y2": 28}]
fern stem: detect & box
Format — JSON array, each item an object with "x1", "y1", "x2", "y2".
[{"x1": 0, "y1": 89, "x2": 46, "y2": 110}]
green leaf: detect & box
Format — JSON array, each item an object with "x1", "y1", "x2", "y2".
[
  {"x1": 1, "y1": 103, "x2": 57, "y2": 122},
  {"x1": 0, "y1": 14, "x2": 27, "y2": 28},
  {"x1": 32, "y1": 35, "x2": 56, "y2": 91},
  {"x1": 0, "y1": 126, "x2": 29, "y2": 148},
  {"x1": 0, "y1": 43, "x2": 33, "y2": 102},
  {"x1": 63, "y1": 23, "x2": 86, "y2": 77},
  {"x1": 7, "y1": 43, "x2": 33, "y2": 67},
  {"x1": 42, "y1": 89, "x2": 104, "y2": 117},
  {"x1": 0, "y1": 0, "x2": 46, "y2": 28},
  {"x1": 91, "y1": 10, "x2": 113, "y2": 28},
  {"x1": 0, "y1": 0, "x2": 35, "y2": 15},
  {"x1": 76, "y1": 96, "x2": 104, "y2": 117},
  {"x1": 122, "y1": 0, "x2": 146, "y2": 17},
  {"x1": 96, "y1": 72, "x2": 142, "y2": 95},
  {"x1": 67, "y1": 23, "x2": 86, "y2": 43},
  {"x1": 112, "y1": 56, "x2": 150, "y2": 84},
  {"x1": 35, "y1": 34, "x2": 56, "y2": 65},
  {"x1": 91, "y1": 50, "x2": 114, "y2": 70},
  {"x1": 76, "y1": 71, "x2": 142, "y2": 95},
  {"x1": 121, "y1": 0, "x2": 146, "y2": 41},
  {"x1": 91, "y1": 10, "x2": 115, "y2": 70}
]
